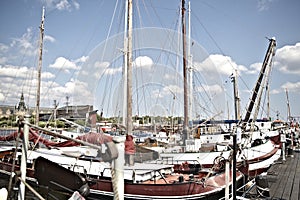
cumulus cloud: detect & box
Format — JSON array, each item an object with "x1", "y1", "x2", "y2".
[
  {"x1": 43, "y1": 0, "x2": 80, "y2": 11},
  {"x1": 133, "y1": 56, "x2": 153, "y2": 69},
  {"x1": 0, "y1": 64, "x2": 55, "y2": 80},
  {"x1": 275, "y1": 43, "x2": 300, "y2": 75},
  {"x1": 248, "y1": 62, "x2": 262, "y2": 74},
  {"x1": 44, "y1": 35, "x2": 56, "y2": 43},
  {"x1": 281, "y1": 81, "x2": 300, "y2": 92},
  {"x1": 94, "y1": 61, "x2": 110, "y2": 69},
  {"x1": 0, "y1": 43, "x2": 9, "y2": 52},
  {"x1": 1, "y1": 28, "x2": 56, "y2": 63},
  {"x1": 49, "y1": 56, "x2": 80, "y2": 73},
  {"x1": 257, "y1": 0, "x2": 275, "y2": 11},
  {"x1": 75, "y1": 56, "x2": 88, "y2": 63},
  {"x1": 194, "y1": 54, "x2": 248, "y2": 76},
  {"x1": 195, "y1": 84, "x2": 223, "y2": 94},
  {"x1": 11, "y1": 28, "x2": 37, "y2": 57},
  {"x1": 0, "y1": 65, "x2": 32, "y2": 79},
  {"x1": 93, "y1": 61, "x2": 121, "y2": 76},
  {"x1": 0, "y1": 93, "x2": 4, "y2": 102}
]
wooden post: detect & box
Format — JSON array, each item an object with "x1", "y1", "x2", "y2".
[
  {"x1": 18, "y1": 114, "x2": 30, "y2": 200},
  {"x1": 225, "y1": 160, "x2": 230, "y2": 200}
]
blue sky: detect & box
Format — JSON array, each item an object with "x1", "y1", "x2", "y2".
[{"x1": 0, "y1": 0, "x2": 300, "y2": 121}]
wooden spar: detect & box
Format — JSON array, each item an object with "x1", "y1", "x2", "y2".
[
  {"x1": 35, "y1": 7, "x2": 45, "y2": 126},
  {"x1": 243, "y1": 38, "x2": 276, "y2": 125},
  {"x1": 182, "y1": 0, "x2": 188, "y2": 145},
  {"x1": 122, "y1": 0, "x2": 129, "y2": 127},
  {"x1": 18, "y1": 115, "x2": 30, "y2": 200},
  {"x1": 126, "y1": 0, "x2": 133, "y2": 136},
  {"x1": 231, "y1": 70, "x2": 241, "y2": 120},
  {"x1": 188, "y1": 1, "x2": 193, "y2": 126},
  {"x1": 286, "y1": 88, "x2": 291, "y2": 122},
  {"x1": 23, "y1": 121, "x2": 101, "y2": 150}
]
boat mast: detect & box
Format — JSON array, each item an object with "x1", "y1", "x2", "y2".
[
  {"x1": 122, "y1": 0, "x2": 129, "y2": 127},
  {"x1": 182, "y1": 0, "x2": 188, "y2": 144},
  {"x1": 188, "y1": 1, "x2": 193, "y2": 127},
  {"x1": 286, "y1": 88, "x2": 291, "y2": 122},
  {"x1": 35, "y1": 6, "x2": 45, "y2": 126},
  {"x1": 242, "y1": 38, "x2": 276, "y2": 126},
  {"x1": 126, "y1": 0, "x2": 133, "y2": 135},
  {"x1": 231, "y1": 70, "x2": 241, "y2": 120}
]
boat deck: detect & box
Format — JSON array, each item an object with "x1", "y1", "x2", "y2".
[{"x1": 267, "y1": 149, "x2": 300, "y2": 199}]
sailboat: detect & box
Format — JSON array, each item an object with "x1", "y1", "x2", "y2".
[
  {"x1": 0, "y1": 0, "x2": 248, "y2": 199},
  {"x1": 157, "y1": 37, "x2": 280, "y2": 179}
]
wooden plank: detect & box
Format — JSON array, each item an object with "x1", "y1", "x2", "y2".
[
  {"x1": 290, "y1": 154, "x2": 300, "y2": 199},
  {"x1": 282, "y1": 155, "x2": 297, "y2": 199},
  {"x1": 269, "y1": 159, "x2": 289, "y2": 198},
  {"x1": 267, "y1": 151, "x2": 300, "y2": 199}
]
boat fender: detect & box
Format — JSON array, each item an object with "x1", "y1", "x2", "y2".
[
  {"x1": 255, "y1": 175, "x2": 270, "y2": 197},
  {"x1": 78, "y1": 183, "x2": 90, "y2": 197},
  {"x1": 0, "y1": 188, "x2": 8, "y2": 200},
  {"x1": 189, "y1": 174, "x2": 194, "y2": 181},
  {"x1": 100, "y1": 141, "x2": 119, "y2": 162},
  {"x1": 178, "y1": 175, "x2": 184, "y2": 182}
]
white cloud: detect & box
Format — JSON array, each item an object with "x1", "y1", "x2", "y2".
[
  {"x1": 281, "y1": 81, "x2": 300, "y2": 92},
  {"x1": 0, "y1": 57, "x2": 8, "y2": 65},
  {"x1": 94, "y1": 61, "x2": 110, "y2": 69},
  {"x1": 11, "y1": 28, "x2": 37, "y2": 57},
  {"x1": 49, "y1": 56, "x2": 80, "y2": 73},
  {"x1": 44, "y1": 35, "x2": 56, "y2": 43},
  {"x1": 0, "y1": 65, "x2": 32, "y2": 79},
  {"x1": 195, "y1": 84, "x2": 223, "y2": 94},
  {"x1": 194, "y1": 54, "x2": 247, "y2": 76},
  {"x1": 248, "y1": 62, "x2": 262, "y2": 74},
  {"x1": 0, "y1": 93, "x2": 4, "y2": 102},
  {"x1": 42, "y1": 72, "x2": 56, "y2": 79},
  {"x1": 1, "y1": 28, "x2": 56, "y2": 63},
  {"x1": 275, "y1": 43, "x2": 300, "y2": 75},
  {"x1": 92, "y1": 61, "x2": 121, "y2": 77},
  {"x1": 0, "y1": 43, "x2": 9, "y2": 52},
  {"x1": 56, "y1": 0, "x2": 71, "y2": 11},
  {"x1": 133, "y1": 56, "x2": 153, "y2": 69},
  {"x1": 43, "y1": 0, "x2": 80, "y2": 11},
  {"x1": 75, "y1": 56, "x2": 88, "y2": 63},
  {"x1": 257, "y1": 0, "x2": 274, "y2": 11}
]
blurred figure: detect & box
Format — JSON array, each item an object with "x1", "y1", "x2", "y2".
[{"x1": 125, "y1": 134, "x2": 135, "y2": 166}]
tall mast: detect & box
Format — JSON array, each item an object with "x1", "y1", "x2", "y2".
[
  {"x1": 122, "y1": 0, "x2": 129, "y2": 127},
  {"x1": 127, "y1": 0, "x2": 133, "y2": 135},
  {"x1": 188, "y1": 1, "x2": 193, "y2": 126},
  {"x1": 182, "y1": 0, "x2": 188, "y2": 144},
  {"x1": 35, "y1": 6, "x2": 45, "y2": 125},
  {"x1": 231, "y1": 70, "x2": 241, "y2": 120},
  {"x1": 267, "y1": 83, "x2": 270, "y2": 119},
  {"x1": 243, "y1": 38, "x2": 276, "y2": 126},
  {"x1": 286, "y1": 88, "x2": 291, "y2": 122}
]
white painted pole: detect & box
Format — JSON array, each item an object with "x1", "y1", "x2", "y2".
[
  {"x1": 18, "y1": 115, "x2": 30, "y2": 200},
  {"x1": 281, "y1": 132, "x2": 286, "y2": 161},
  {"x1": 225, "y1": 160, "x2": 230, "y2": 200},
  {"x1": 282, "y1": 142, "x2": 286, "y2": 161},
  {"x1": 112, "y1": 137, "x2": 125, "y2": 200}
]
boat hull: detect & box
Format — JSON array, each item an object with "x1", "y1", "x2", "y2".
[{"x1": 87, "y1": 171, "x2": 244, "y2": 199}]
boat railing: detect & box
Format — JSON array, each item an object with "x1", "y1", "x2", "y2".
[
  {"x1": 60, "y1": 163, "x2": 87, "y2": 174},
  {"x1": 158, "y1": 156, "x2": 201, "y2": 166}
]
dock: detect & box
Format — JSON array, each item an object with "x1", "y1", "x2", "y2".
[{"x1": 266, "y1": 149, "x2": 300, "y2": 199}]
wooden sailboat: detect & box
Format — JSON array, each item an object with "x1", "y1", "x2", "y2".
[
  {"x1": 158, "y1": 37, "x2": 279, "y2": 179},
  {"x1": 0, "y1": 0, "x2": 247, "y2": 199}
]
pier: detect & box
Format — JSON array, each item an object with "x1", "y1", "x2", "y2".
[{"x1": 267, "y1": 149, "x2": 300, "y2": 199}]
